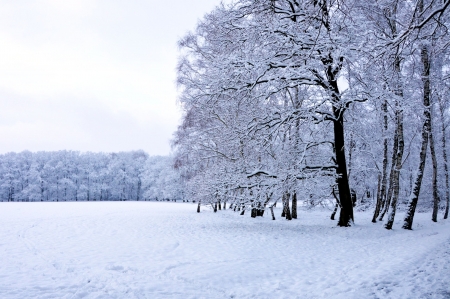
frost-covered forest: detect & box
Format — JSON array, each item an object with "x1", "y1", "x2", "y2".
[
  {"x1": 3, "y1": 0, "x2": 450, "y2": 232},
  {"x1": 0, "y1": 151, "x2": 182, "y2": 202},
  {"x1": 173, "y1": 0, "x2": 450, "y2": 229}
]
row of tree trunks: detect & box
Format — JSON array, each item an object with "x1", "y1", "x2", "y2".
[{"x1": 280, "y1": 192, "x2": 300, "y2": 220}]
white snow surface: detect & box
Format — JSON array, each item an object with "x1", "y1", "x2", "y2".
[{"x1": 0, "y1": 202, "x2": 449, "y2": 299}]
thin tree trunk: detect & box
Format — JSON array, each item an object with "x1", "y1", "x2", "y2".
[
  {"x1": 430, "y1": 124, "x2": 439, "y2": 222},
  {"x1": 331, "y1": 186, "x2": 340, "y2": 220},
  {"x1": 437, "y1": 96, "x2": 449, "y2": 219},
  {"x1": 347, "y1": 133, "x2": 354, "y2": 181},
  {"x1": 373, "y1": 98, "x2": 389, "y2": 222},
  {"x1": 402, "y1": 115, "x2": 429, "y2": 229},
  {"x1": 270, "y1": 206, "x2": 276, "y2": 220},
  {"x1": 379, "y1": 3, "x2": 405, "y2": 224},
  {"x1": 385, "y1": 109, "x2": 404, "y2": 230},
  {"x1": 403, "y1": 10, "x2": 432, "y2": 228},
  {"x1": 197, "y1": 201, "x2": 201, "y2": 213},
  {"x1": 403, "y1": 1, "x2": 439, "y2": 229},
  {"x1": 218, "y1": 200, "x2": 222, "y2": 210},
  {"x1": 331, "y1": 202, "x2": 339, "y2": 220},
  {"x1": 379, "y1": 130, "x2": 399, "y2": 221},
  {"x1": 260, "y1": 194, "x2": 271, "y2": 217},
  {"x1": 385, "y1": 54, "x2": 405, "y2": 230},
  {"x1": 372, "y1": 174, "x2": 382, "y2": 222},
  {"x1": 214, "y1": 202, "x2": 217, "y2": 213}
]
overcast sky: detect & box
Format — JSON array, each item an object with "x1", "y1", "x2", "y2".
[{"x1": 0, "y1": 0, "x2": 223, "y2": 155}]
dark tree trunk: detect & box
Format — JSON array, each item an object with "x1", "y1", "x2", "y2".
[
  {"x1": 224, "y1": 201, "x2": 227, "y2": 210},
  {"x1": 331, "y1": 202, "x2": 339, "y2": 220},
  {"x1": 309, "y1": 2, "x2": 353, "y2": 227},
  {"x1": 214, "y1": 202, "x2": 217, "y2": 213},
  {"x1": 430, "y1": 125, "x2": 439, "y2": 222},
  {"x1": 240, "y1": 208, "x2": 245, "y2": 216},
  {"x1": 334, "y1": 116, "x2": 353, "y2": 226},
  {"x1": 197, "y1": 201, "x2": 201, "y2": 213},
  {"x1": 270, "y1": 206, "x2": 276, "y2": 220},
  {"x1": 327, "y1": 71, "x2": 353, "y2": 226},
  {"x1": 283, "y1": 193, "x2": 292, "y2": 220},
  {"x1": 292, "y1": 192, "x2": 297, "y2": 219},
  {"x1": 256, "y1": 200, "x2": 265, "y2": 216},
  {"x1": 331, "y1": 186, "x2": 340, "y2": 220},
  {"x1": 372, "y1": 174, "x2": 382, "y2": 222},
  {"x1": 218, "y1": 201, "x2": 222, "y2": 210}
]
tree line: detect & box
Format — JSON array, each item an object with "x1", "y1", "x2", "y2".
[
  {"x1": 173, "y1": 0, "x2": 450, "y2": 228},
  {"x1": 0, "y1": 151, "x2": 182, "y2": 202}
]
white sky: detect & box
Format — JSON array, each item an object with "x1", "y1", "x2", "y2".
[{"x1": 0, "y1": 0, "x2": 223, "y2": 155}]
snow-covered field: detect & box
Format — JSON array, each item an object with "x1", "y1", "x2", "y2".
[{"x1": 0, "y1": 202, "x2": 449, "y2": 299}]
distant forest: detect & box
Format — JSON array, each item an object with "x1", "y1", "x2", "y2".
[{"x1": 0, "y1": 151, "x2": 182, "y2": 202}]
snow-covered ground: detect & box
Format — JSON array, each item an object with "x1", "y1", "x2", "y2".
[{"x1": 0, "y1": 202, "x2": 449, "y2": 299}]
